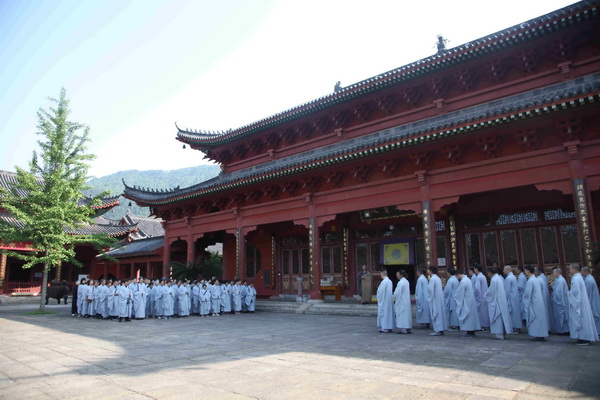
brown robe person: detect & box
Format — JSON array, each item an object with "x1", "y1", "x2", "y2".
[{"x1": 359, "y1": 265, "x2": 373, "y2": 304}]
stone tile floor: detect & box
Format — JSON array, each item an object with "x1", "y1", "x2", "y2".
[{"x1": 0, "y1": 303, "x2": 598, "y2": 399}]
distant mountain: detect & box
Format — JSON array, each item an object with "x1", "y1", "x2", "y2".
[{"x1": 87, "y1": 165, "x2": 221, "y2": 219}]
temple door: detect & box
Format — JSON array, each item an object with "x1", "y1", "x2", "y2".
[{"x1": 281, "y1": 246, "x2": 310, "y2": 294}]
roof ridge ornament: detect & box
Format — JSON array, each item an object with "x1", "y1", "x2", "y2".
[{"x1": 436, "y1": 35, "x2": 449, "y2": 55}]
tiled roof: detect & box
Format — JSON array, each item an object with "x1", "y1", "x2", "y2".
[
  {"x1": 0, "y1": 212, "x2": 137, "y2": 237},
  {"x1": 125, "y1": 73, "x2": 600, "y2": 206},
  {"x1": 99, "y1": 236, "x2": 164, "y2": 259},
  {"x1": 0, "y1": 170, "x2": 120, "y2": 209},
  {"x1": 121, "y1": 211, "x2": 164, "y2": 238},
  {"x1": 176, "y1": 0, "x2": 599, "y2": 148}
]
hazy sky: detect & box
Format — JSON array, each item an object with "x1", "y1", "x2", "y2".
[{"x1": 0, "y1": 0, "x2": 576, "y2": 178}]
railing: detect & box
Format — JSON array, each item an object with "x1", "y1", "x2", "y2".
[{"x1": 6, "y1": 282, "x2": 42, "y2": 295}]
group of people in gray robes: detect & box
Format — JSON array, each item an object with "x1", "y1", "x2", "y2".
[
  {"x1": 377, "y1": 263, "x2": 600, "y2": 345},
  {"x1": 73, "y1": 277, "x2": 257, "y2": 322}
]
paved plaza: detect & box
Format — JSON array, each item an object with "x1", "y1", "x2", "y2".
[{"x1": 0, "y1": 303, "x2": 599, "y2": 400}]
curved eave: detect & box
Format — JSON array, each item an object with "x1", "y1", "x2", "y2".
[
  {"x1": 175, "y1": 1, "x2": 598, "y2": 149},
  {"x1": 125, "y1": 79, "x2": 600, "y2": 207}
]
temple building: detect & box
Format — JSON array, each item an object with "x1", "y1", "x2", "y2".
[
  {"x1": 0, "y1": 170, "x2": 137, "y2": 294},
  {"x1": 124, "y1": 1, "x2": 600, "y2": 298}
]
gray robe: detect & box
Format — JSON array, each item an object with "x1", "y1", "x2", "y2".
[
  {"x1": 200, "y1": 288, "x2": 211, "y2": 315},
  {"x1": 523, "y1": 275, "x2": 548, "y2": 338},
  {"x1": 485, "y1": 274, "x2": 512, "y2": 335},
  {"x1": 163, "y1": 285, "x2": 175, "y2": 317},
  {"x1": 454, "y1": 276, "x2": 481, "y2": 332},
  {"x1": 376, "y1": 277, "x2": 394, "y2": 330},
  {"x1": 569, "y1": 273, "x2": 599, "y2": 342},
  {"x1": 210, "y1": 284, "x2": 221, "y2": 313},
  {"x1": 108, "y1": 285, "x2": 118, "y2": 317},
  {"x1": 96, "y1": 284, "x2": 109, "y2": 318},
  {"x1": 232, "y1": 284, "x2": 242, "y2": 312},
  {"x1": 221, "y1": 284, "x2": 232, "y2": 313},
  {"x1": 517, "y1": 272, "x2": 527, "y2": 320},
  {"x1": 246, "y1": 286, "x2": 256, "y2": 312},
  {"x1": 538, "y1": 274, "x2": 554, "y2": 333},
  {"x1": 474, "y1": 273, "x2": 489, "y2": 328},
  {"x1": 178, "y1": 284, "x2": 190, "y2": 316},
  {"x1": 393, "y1": 277, "x2": 412, "y2": 329},
  {"x1": 132, "y1": 283, "x2": 147, "y2": 319},
  {"x1": 415, "y1": 275, "x2": 430, "y2": 324},
  {"x1": 552, "y1": 275, "x2": 569, "y2": 333},
  {"x1": 443, "y1": 275, "x2": 459, "y2": 327},
  {"x1": 115, "y1": 284, "x2": 130, "y2": 318},
  {"x1": 504, "y1": 272, "x2": 522, "y2": 330},
  {"x1": 427, "y1": 274, "x2": 447, "y2": 332},
  {"x1": 584, "y1": 274, "x2": 600, "y2": 332}
]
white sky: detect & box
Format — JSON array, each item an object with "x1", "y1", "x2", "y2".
[{"x1": 0, "y1": 0, "x2": 577, "y2": 178}]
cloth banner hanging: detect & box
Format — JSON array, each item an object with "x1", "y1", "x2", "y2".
[{"x1": 379, "y1": 238, "x2": 414, "y2": 265}]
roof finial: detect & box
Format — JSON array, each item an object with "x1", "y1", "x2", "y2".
[
  {"x1": 436, "y1": 35, "x2": 449, "y2": 55},
  {"x1": 334, "y1": 81, "x2": 342, "y2": 93}
]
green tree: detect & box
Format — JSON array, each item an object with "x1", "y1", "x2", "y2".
[
  {"x1": 0, "y1": 89, "x2": 114, "y2": 311},
  {"x1": 169, "y1": 252, "x2": 223, "y2": 281}
]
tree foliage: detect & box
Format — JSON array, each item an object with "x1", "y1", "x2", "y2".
[
  {"x1": 0, "y1": 89, "x2": 115, "y2": 310},
  {"x1": 169, "y1": 252, "x2": 223, "y2": 281}
]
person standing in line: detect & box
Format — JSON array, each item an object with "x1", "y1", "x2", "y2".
[
  {"x1": 473, "y1": 264, "x2": 490, "y2": 331},
  {"x1": 415, "y1": 269, "x2": 431, "y2": 328},
  {"x1": 427, "y1": 266, "x2": 446, "y2": 336},
  {"x1": 485, "y1": 267, "x2": 512, "y2": 340},
  {"x1": 454, "y1": 270, "x2": 481, "y2": 338},
  {"x1": 568, "y1": 264, "x2": 599, "y2": 346},
  {"x1": 232, "y1": 280, "x2": 242, "y2": 315},
  {"x1": 516, "y1": 265, "x2": 527, "y2": 323},
  {"x1": 210, "y1": 280, "x2": 222, "y2": 316},
  {"x1": 522, "y1": 265, "x2": 549, "y2": 341},
  {"x1": 503, "y1": 266, "x2": 522, "y2": 333},
  {"x1": 71, "y1": 279, "x2": 80, "y2": 317},
  {"x1": 581, "y1": 267, "x2": 600, "y2": 333},
  {"x1": 443, "y1": 268, "x2": 460, "y2": 330},
  {"x1": 246, "y1": 283, "x2": 257, "y2": 313},
  {"x1": 200, "y1": 284, "x2": 211, "y2": 317},
  {"x1": 393, "y1": 270, "x2": 412, "y2": 334},
  {"x1": 535, "y1": 267, "x2": 554, "y2": 334},
  {"x1": 552, "y1": 268, "x2": 570, "y2": 335},
  {"x1": 376, "y1": 270, "x2": 394, "y2": 333}
]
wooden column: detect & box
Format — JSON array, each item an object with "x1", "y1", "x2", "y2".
[
  {"x1": 187, "y1": 217, "x2": 195, "y2": 264},
  {"x1": 146, "y1": 262, "x2": 151, "y2": 278},
  {"x1": 309, "y1": 216, "x2": 321, "y2": 298},
  {"x1": 0, "y1": 253, "x2": 6, "y2": 294},
  {"x1": 162, "y1": 237, "x2": 170, "y2": 279}
]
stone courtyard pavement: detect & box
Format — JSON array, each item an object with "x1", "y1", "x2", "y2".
[{"x1": 0, "y1": 303, "x2": 599, "y2": 400}]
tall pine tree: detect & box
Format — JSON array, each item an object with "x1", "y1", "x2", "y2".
[{"x1": 0, "y1": 89, "x2": 114, "y2": 311}]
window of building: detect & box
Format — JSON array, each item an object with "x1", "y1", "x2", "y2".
[
  {"x1": 541, "y1": 226, "x2": 559, "y2": 264},
  {"x1": 465, "y1": 233, "x2": 481, "y2": 266},
  {"x1": 501, "y1": 230, "x2": 518, "y2": 265},
  {"x1": 483, "y1": 231, "x2": 499, "y2": 266},
  {"x1": 561, "y1": 225, "x2": 581, "y2": 264},
  {"x1": 520, "y1": 228, "x2": 538, "y2": 265},
  {"x1": 544, "y1": 208, "x2": 576, "y2": 221},
  {"x1": 495, "y1": 212, "x2": 538, "y2": 225}
]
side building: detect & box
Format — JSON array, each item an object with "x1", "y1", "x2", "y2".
[{"x1": 125, "y1": 1, "x2": 600, "y2": 298}]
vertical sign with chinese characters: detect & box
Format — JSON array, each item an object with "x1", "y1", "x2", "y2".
[
  {"x1": 574, "y1": 179, "x2": 593, "y2": 268},
  {"x1": 0, "y1": 253, "x2": 6, "y2": 290},
  {"x1": 308, "y1": 217, "x2": 315, "y2": 289},
  {"x1": 271, "y1": 235, "x2": 276, "y2": 289},
  {"x1": 422, "y1": 201, "x2": 433, "y2": 267},
  {"x1": 235, "y1": 228, "x2": 241, "y2": 279},
  {"x1": 343, "y1": 228, "x2": 349, "y2": 288},
  {"x1": 449, "y1": 214, "x2": 458, "y2": 269}
]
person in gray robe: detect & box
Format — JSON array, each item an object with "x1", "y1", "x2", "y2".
[
  {"x1": 88, "y1": 281, "x2": 98, "y2": 318},
  {"x1": 192, "y1": 281, "x2": 200, "y2": 315},
  {"x1": 582, "y1": 267, "x2": 600, "y2": 332},
  {"x1": 358, "y1": 265, "x2": 373, "y2": 304},
  {"x1": 517, "y1": 266, "x2": 527, "y2": 322},
  {"x1": 454, "y1": 270, "x2": 481, "y2": 337},
  {"x1": 131, "y1": 278, "x2": 147, "y2": 320},
  {"x1": 376, "y1": 270, "x2": 394, "y2": 333},
  {"x1": 473, "y1": 264, "x2": 490, "y2": 330},
  {"x1": 568, "y1": 264, "x2": 599, "y2": 345},
  {"x1": 552, "y1": 268, "x2": 569, "y2": 334},
  {"x1": 232, "y1": 280, "x2": 242, "y2": 314},
  {"x1": 427, "y1": 266, "x2": 446, "y2": 336},
  {"x1": 485, "y1": 268, "x2": 512, "y2": 339},
  {"x1": 146, "y1": 281, "x2": 154, "y2": 318},
  {"x1": 522, "y1": 265, "x2": 549, "y2": 341},
  {"x1": 246, "y1": 283, "x2": 257, "y2": 312},
  {"x1": 77, "y1": 280, "x2": 88, "y2": 317},
  {"x1": 116, "y1": 280, "x2": 132, "y2": 322},
  {"x1": 210, "y1": 280, "x2": 222, "y2": 316},
  {"x1": 154, "y1": 280, "x2": 164, "y2": 318},
  {"x1": 535, "y1": 268, "x2": 554, "y2": 333},
  {"x1": 200, "y1": 284, "x2": 211, "y2": 316},
  {"x1": 163, "y1": 281, "x2": 175, "y2": 319},
  {"x1": 108, "y1": 280, "x2": 119, "y2": 320},
  {"x1": 96, "y1": 280, "x2": 109, "y2": 319},
  {"x1": 503, "y1": 266, "x2": 522, "y2": 332},
  {"x1": 415, "y1": 269, "x2": 430, "y2": 328},
  {"x1": 393, "y1": 270, "x2": 412, "y2": 334},
  {"x1": 443, "y1": 268, "x2": 459, "y2": 330},
  {"x1": 241, "y1": 281, "x2": 248, "y2": 312},
  {"x1": 178, "y1": 280, "x2": 190, "y2": 317},
  {"x1": 221, "y1": 281, "x2": 232, "y2": 313}
]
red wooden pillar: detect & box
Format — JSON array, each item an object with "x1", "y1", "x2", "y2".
[
  {"x1": 310, "y1": 216, "x2": 321, "y2": 299},
  {"x1": 417, "y1": 170, "x2": 437, "y2": 267},
  {"x1": 187, "y1": 217, "x2": 196, "y2": 264},
  {"x1": 162, "y1": 237, "x2": 170, "y2": 279},
  {"x1": 0, "y1": 253, "x2": 6, "y2": 294}
]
